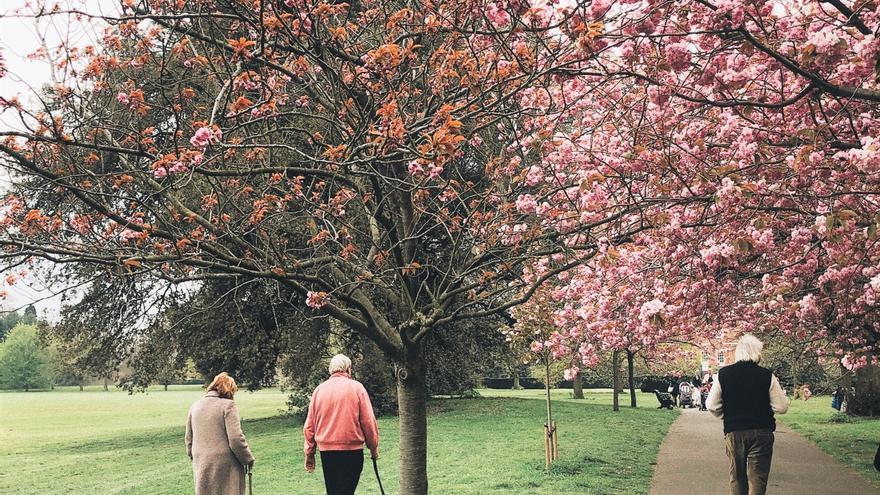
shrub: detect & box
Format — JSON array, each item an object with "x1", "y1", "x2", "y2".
[
  {"x1": 640, "y1": 375, "x2": 669, "y2": 393},
  {"x1": 828, "y1": 412, "x2": 854, "y2": 424},
  {"x1": 285, "y1": 390, "x2": 311, "y2": 422}
]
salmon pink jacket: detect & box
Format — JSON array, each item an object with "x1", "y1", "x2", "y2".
[{"x1": 303, "y1": 372, "x2": 379, "y2": 456}]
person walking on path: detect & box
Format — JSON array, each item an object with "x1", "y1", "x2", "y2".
[
  {"x1": 691, "y1": 380, "x2": 701, "y2": 409},
  {"x1": 700, "y1": 375, "x2": 713, "y2": 411},
  {"x1": 303, "y1": 354, "x2": 380, "y2": 495},
  {"x1": 186, "y1": 372, "x2": 255, "y2": 495},
  {"x1": 669, "y1": 378, "x2": 680, "y2": 407},
  {"x1": 706, "y1": 334, "x2": 789, "y2": 495}
]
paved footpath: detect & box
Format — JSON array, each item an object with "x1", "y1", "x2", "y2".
[{"x1": 650, "y1": 408, "x2": 878, "y2": 494}]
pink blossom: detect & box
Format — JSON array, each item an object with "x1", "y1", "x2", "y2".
[
  {"x1": 563, "y1": 366, "x2": 580, "y2": 381},
  {"x1": 189, "y1": 126, "x2": 222, "y2": 148},
  {"x1": 120, "y1": 229, "x2": 141, "y2": 242},
  {"x1": 796, "y1": 294, "x2": 820, "y2": 321},
  {"x1": 426, "y1": 163, "x2": 443, "y2": 179},
  {"x1": 295, "y1": 95, "x2": 311, "y2": 107},
  {"x1": 168, "y1": 161, "x2": 188, "y2": 174},
  {"x1": 305, "y1": 291, "x2": 329, "y2": 309},
  {"x1": 486, "y1": 3, "x2": 511, "y2": 28},
  {"x1": 515, "y1": 194, "x2": 537, "y2": 214},
  {"x1": 407, "y1": 160, "x2": 424, "y2": 176},
  {"x1": 525, "y1": 165, "x2": 543, "y2": 186},
  {"x1": 639, "y1": 299, "x2": 666, "y2": 322},
  {"x1": 591, "y1": 0, "x2": 613, "y2": 17},
  {"x1": 665, "y1": 43, "x2": 692, "y2": 72}
]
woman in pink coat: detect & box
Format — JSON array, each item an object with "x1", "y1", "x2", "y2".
[
  {"x1": 186, "y1": 372, "x2": 254, "y2": 495},
  {"x1": 303, "y1": 354, "x2": 380, "y2": 495}
]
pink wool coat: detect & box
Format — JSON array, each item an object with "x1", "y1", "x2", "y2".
[{"x1": 186, "y1": 391, "x2": 255, "y2": 495}]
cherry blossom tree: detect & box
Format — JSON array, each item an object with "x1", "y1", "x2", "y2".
[
  {"x1": 505, "y1": 0, "x2": 880, "y2": 422},
  {"x1": 0, "y1": 1, "x2": 660, "y2": 490},
  {"x1": 3, "y1": 0, "x2": 880, "y2": 486}
]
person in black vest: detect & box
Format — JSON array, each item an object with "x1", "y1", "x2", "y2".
[{"x1": 706, "y1": 334, "x2": 789, "y2": 495}]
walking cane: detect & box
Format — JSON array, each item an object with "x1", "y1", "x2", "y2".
[
  {"x1": 245, "y1": 464, "x2": 253, "y2": 495},
  {"x1": 372, "y1": 457, "x2": 386, "y2": 495}
]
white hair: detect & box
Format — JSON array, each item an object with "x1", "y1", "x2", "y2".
[
  {"x1": 734, "y1": 334, "x2": 763, "y2": 363},
  {"x1": 329, "y1": 354, "x2": 352, "y2": 374}
]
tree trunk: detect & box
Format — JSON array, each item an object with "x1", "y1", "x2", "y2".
[
  {"x1": 164, "y1": 383, "x2": 168, "y2": 391},
  {"x1": 79, "y1": 384, "x2": 83, "y2": 391},
  {"x1": 612, "y1": 350, "x2": 620, "y2": 412},
  {"x1": 397, "y1": 346, "x2": 428, "y2": 495},
  {"x1": 512, "y1": 372, "x2": 521, "y2": 390},
  {"x1": 850, "y1": 364, "x2": 880, "y2": 416},
  {"x1": 103, "y1": 378, "x2": 108, "y2": 391},
  {"x1": 572, "y1": 370, "x2": 584, "y2": 399},
  {"x1": 627, "y1": 350, "x2": 637, "y2": 408},
  {"x1": 544, "y1": 359, "x2": 555, "y2": 470}
]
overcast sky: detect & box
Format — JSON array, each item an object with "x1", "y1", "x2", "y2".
[{"x1": 1, "y1": 1, "x2": 112, "y2": 320}]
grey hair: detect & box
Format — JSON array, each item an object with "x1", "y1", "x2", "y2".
[
  {"x1": 734, "y1": 334, "x2": 763, "y2": 363},
  {"x1": 329, "y1": 354, "x2": 352, "y2": 374}
]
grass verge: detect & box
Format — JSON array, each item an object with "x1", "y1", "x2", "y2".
[{"x1": 780, "y1": 395, "x2": 880, "y2": 490}]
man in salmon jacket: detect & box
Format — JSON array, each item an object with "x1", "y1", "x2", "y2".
[{"x1": 303, "y1": 354, "x2": 380, "y2": 495}]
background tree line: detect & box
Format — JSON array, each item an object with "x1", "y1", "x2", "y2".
[{"x1": 0, "y1": 279, "x2": 511, "y2": 412}]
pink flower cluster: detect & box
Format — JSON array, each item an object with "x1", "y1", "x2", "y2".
[
  {"x1": 189, "y1": 126, "x2": 222, "y2": 148},
  {"x1": 407, "y1": 160, "x2": 444, "y2": 180},
  {"x1": 485, "y1": 3, "x2": 511, "y2": 28},
  {"x1": 305, "y1": 291, "x2": 329, "y2": 309},
  {"x1": 639, "y1": 299, "x2": 666, "y2": 323}
]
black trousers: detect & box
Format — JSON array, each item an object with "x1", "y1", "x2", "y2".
[{"x1": 320, "y1": 449, "x2": 364, "y2": 495}]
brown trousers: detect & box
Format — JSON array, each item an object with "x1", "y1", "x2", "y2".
[{"x1": 724, "y1": 428, "x2": 774, "y2": 495}]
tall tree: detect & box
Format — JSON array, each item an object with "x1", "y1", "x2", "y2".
[
  {"x1": 0, "y1": 324, "x2": 53, "y2": 391},
  {"x1": 0, "y1": 2, "x2": 656, "y2": 490}
]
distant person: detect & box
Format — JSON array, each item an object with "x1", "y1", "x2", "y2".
[
  {"x1": 831, "y1": 386, "x2": 843, "y2": 411},
  {"x1": 700, "y1": 375, "x2": 713, "y2": 411},
  {"x1": 800, "y1": 384, "x2": 812, "y2": 401},
  {"x1": 691, "y1": 381, "x2": 701, "y2": 408},
  {"x1": 669, "y1": 378, "x2": 680, "y2": 406},
  {"x1": 303, "y1": 354, "x2": 379, "y2": 495},
  {"x1": 707, "y1": 335, "x2": 789, "y2": 495},
  {"x1": 186, "y1": 372, "x2": 254, "y2": 495}
]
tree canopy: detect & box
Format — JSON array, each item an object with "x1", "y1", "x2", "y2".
[{"x1": 0, "y1": 324, "x2": 53, "y2": 390}]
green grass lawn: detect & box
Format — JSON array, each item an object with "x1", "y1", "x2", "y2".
[
  {"x1": 0, "y1": 386, "x2": 675, "y2": 494},
  {"x1": 780, "y1": 395, "x2": 880, "y2": 490}
]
